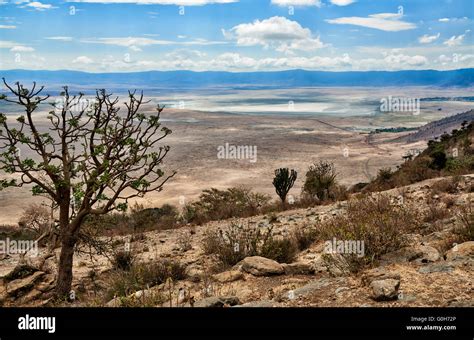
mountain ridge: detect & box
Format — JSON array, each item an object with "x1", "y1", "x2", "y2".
[{"x1": 1, "y1": 68, "x2": 473, "y2": 89}]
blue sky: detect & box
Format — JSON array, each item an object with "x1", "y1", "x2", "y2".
[{"x1": 0, "y1": 0, "x2": 472, "y2": 72}]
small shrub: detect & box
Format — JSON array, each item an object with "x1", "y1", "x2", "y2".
[
  {"x1": 112, "y1": 250, "x2": 135, "y2": 271},
  {"x1": 18, "y1": 204, "x2": 51, "y2": 237},
  {"x1": 454, "y1": 205, "x2": 474, "y2": 242},
  {"x1": 106, "y1": 260, "x2": 186, "y2": 300},
  {"x1": 202, "y1": 222, "x2": 298, "y2": 266},
  {"x1": 260, "y1": 237, "x2": 298, "y2": 263},
  {"x1": 293, "y1": 226, "x2": 318, "y2": 251}
]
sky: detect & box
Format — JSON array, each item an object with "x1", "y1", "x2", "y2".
[{"x1": 0, "y1": 0, "x2": 473, "y2": 72}]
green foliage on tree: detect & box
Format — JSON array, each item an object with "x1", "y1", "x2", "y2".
[
  {"x1": 0, "y1": 79, "x2": 175, "y2": 299},
  {"x1": 272, "y1": 168, "x2": 297, "y2": 205}
]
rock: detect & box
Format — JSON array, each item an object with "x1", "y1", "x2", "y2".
[
  {"x1": 445, "y1": 241, "x2": 474, "y2": 261},
  {"x1": 235, "y1": 300, "x2": 275, "y2": 307},
  {"x1": 185, "y1": 267, "x2": 203, "y2": 282},
  {"x1": 380, "y1": 245, "x2": 440, "y2": 265},
  {"x1": 106, "y1": 297, "x2": 121, "y2": 307},
  {"x1": 6, "y1": 271, "x2": 45, "y2": 298},
  {"x1": 322, "y1": 253, "x2": 351, "y2": 277},
  {"x1": 282, "y1": 262, "x2": 314, "y2": 275},
  {"x1": 194, "y1": 296, "x2": 240, "y2": 308},
  {"x1": 418, "y1": 263, "x2": 455, "y2": 274},
  {"x1": 35, "y1": 275, "x2": 55, "y2": 293},
  {"x1": 290, "y1": 278, "x2": 344, "y2": 299},
  {"x1": 362, "y1": 268, "x2": 400, "y2": 286},
  {"x1": 241, "y1": 257, "x2": 284, "y2": 276},
  {"x1": 212, "y1": 270, "x2": 243, "y2": 283},
  {"x1": 370, "y1": 279, "x2": 400, "y2": 301}
]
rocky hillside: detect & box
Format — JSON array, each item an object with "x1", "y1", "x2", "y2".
[
  {"x1": 396, "y1": 110, "x2": 473, "y2": 143},
  {"x1": 0, "y1": 175, "x2": 472, "y2": 308}
]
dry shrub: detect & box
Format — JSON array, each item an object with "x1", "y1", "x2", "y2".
[
  {"x1": 454, "y1": 204, "x2": 474, "y2": 242},
  {"x1": 202, "y1": 222, "x2": 297, "y2": 266},
  {"x1": 18, "y1": 203, "x2": 51, "y2": 237},
  {"x1": 314, "y1": 195, "x2": 423, "y2": 272},
  {"x1": 293, "y1": 225, "x2": 318, "y2": 251},
  {"x1": 423, "y1": 198, "x2": 451, "y2": 223},
  {"x1": 184, "y1": 187, "x2": 271, "y2": 225},
  {"x1": 431, "y1": 177, "x2": 459, "y2": 195},
  {"x1": 106, "y1": 259, "x2": 186, "y2": 300}
]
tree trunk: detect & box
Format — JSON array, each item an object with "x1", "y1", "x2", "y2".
[
  {"x1": 55, "y1": 231, "x2": 76, "y2": 299},
  {"x1": 54, "y1": 199, "x2": 75, "y2": 300}
]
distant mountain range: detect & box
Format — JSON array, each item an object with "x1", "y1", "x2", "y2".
[{"x1": 1, "y1": 69, "x2": 473, "y2": 90}]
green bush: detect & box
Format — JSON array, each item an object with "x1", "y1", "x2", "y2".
[{"x1": 302, "y1": 160, "x2": 338, "y2": 202}]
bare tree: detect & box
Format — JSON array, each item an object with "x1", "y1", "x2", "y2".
[{"x1": 0, "y1": 79, "x2": 175, "y2": 299}]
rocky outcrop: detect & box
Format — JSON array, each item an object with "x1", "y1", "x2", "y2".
[{"x1": 241, "y1": 257, "x2": 284, "y2": 276}]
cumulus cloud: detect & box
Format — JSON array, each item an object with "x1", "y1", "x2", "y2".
[
  {"x1": 223, "y1": 16, "x2": 326, "y2": 54},
  {"x1": 326, "y1": 11, "x2": 416, "y2": 32},
  {"x1": 418, "y1": 33, "x2": 440, "y2": 44},
  {"x1": 271, "y1": 0, "x2": 321, "y2": 7}
]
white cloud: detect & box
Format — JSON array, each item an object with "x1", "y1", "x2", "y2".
[
  {"x1": 66, "y1": 0, "x2": 237, "y2": 5},
  {"x1": 438, "y1": 17, "x2": 468, "y2": 23},
  {"x1": 10, "y1": 45, "x2": 35, "y2": 52},
  {"x1": 0, "y1": 25, "x2": 16, "y2": 29},
  {"x1": 223, "y1": 16, "x2": 326, "y2": 54},
  {"x1": 45, "y1": 36, "x2": 73, "y2": 41},
  {"x1": 330, "y1": 0, "x2": 355, "y2": 6},
  {"x1": 73, "y1": 56, "x2": 94, "y2": 64},
  {"x1": 443, "y1": 31, "x2": 469, "y2": 47},
  {"x1": 326, "y1": 12, "x2": 416, "y2": 32},
  {"x1": 271, "y1": 0, "x2": 321, "y2": 7},
  {"x1": 418, "y1": 33, "x2": 440, "y2": 44},
  {"x1": 19, "y1": 1, "x2": 56, "y2": 11}
]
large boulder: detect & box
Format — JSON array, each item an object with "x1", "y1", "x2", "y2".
[
  {"x1": 370, "y1": 279, "x2": 400, "y2": 301},
  {"x1": 445, "y1": 241, "x2": 474, "y2": 261},
  {"x1": 241, "y1": 257, "x2": 284, "y2": 276}
]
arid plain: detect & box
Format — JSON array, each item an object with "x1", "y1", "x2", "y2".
[{"x1": 0, "y1": 86, "x2": 472, "y2": 224}]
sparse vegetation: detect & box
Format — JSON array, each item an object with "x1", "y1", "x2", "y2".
[
  {"x1": 202, "y1": 222, "x2": 297, "y2": 266},
  {"x1": 314, "y1": 195, "x2": 423, "y2": 272},
  {"x1": 106, "y1": 260, "x2": 186, "y2": 300},
  {"x1": 183, "y1": 187, "x2": 271, "y2": 224}
]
